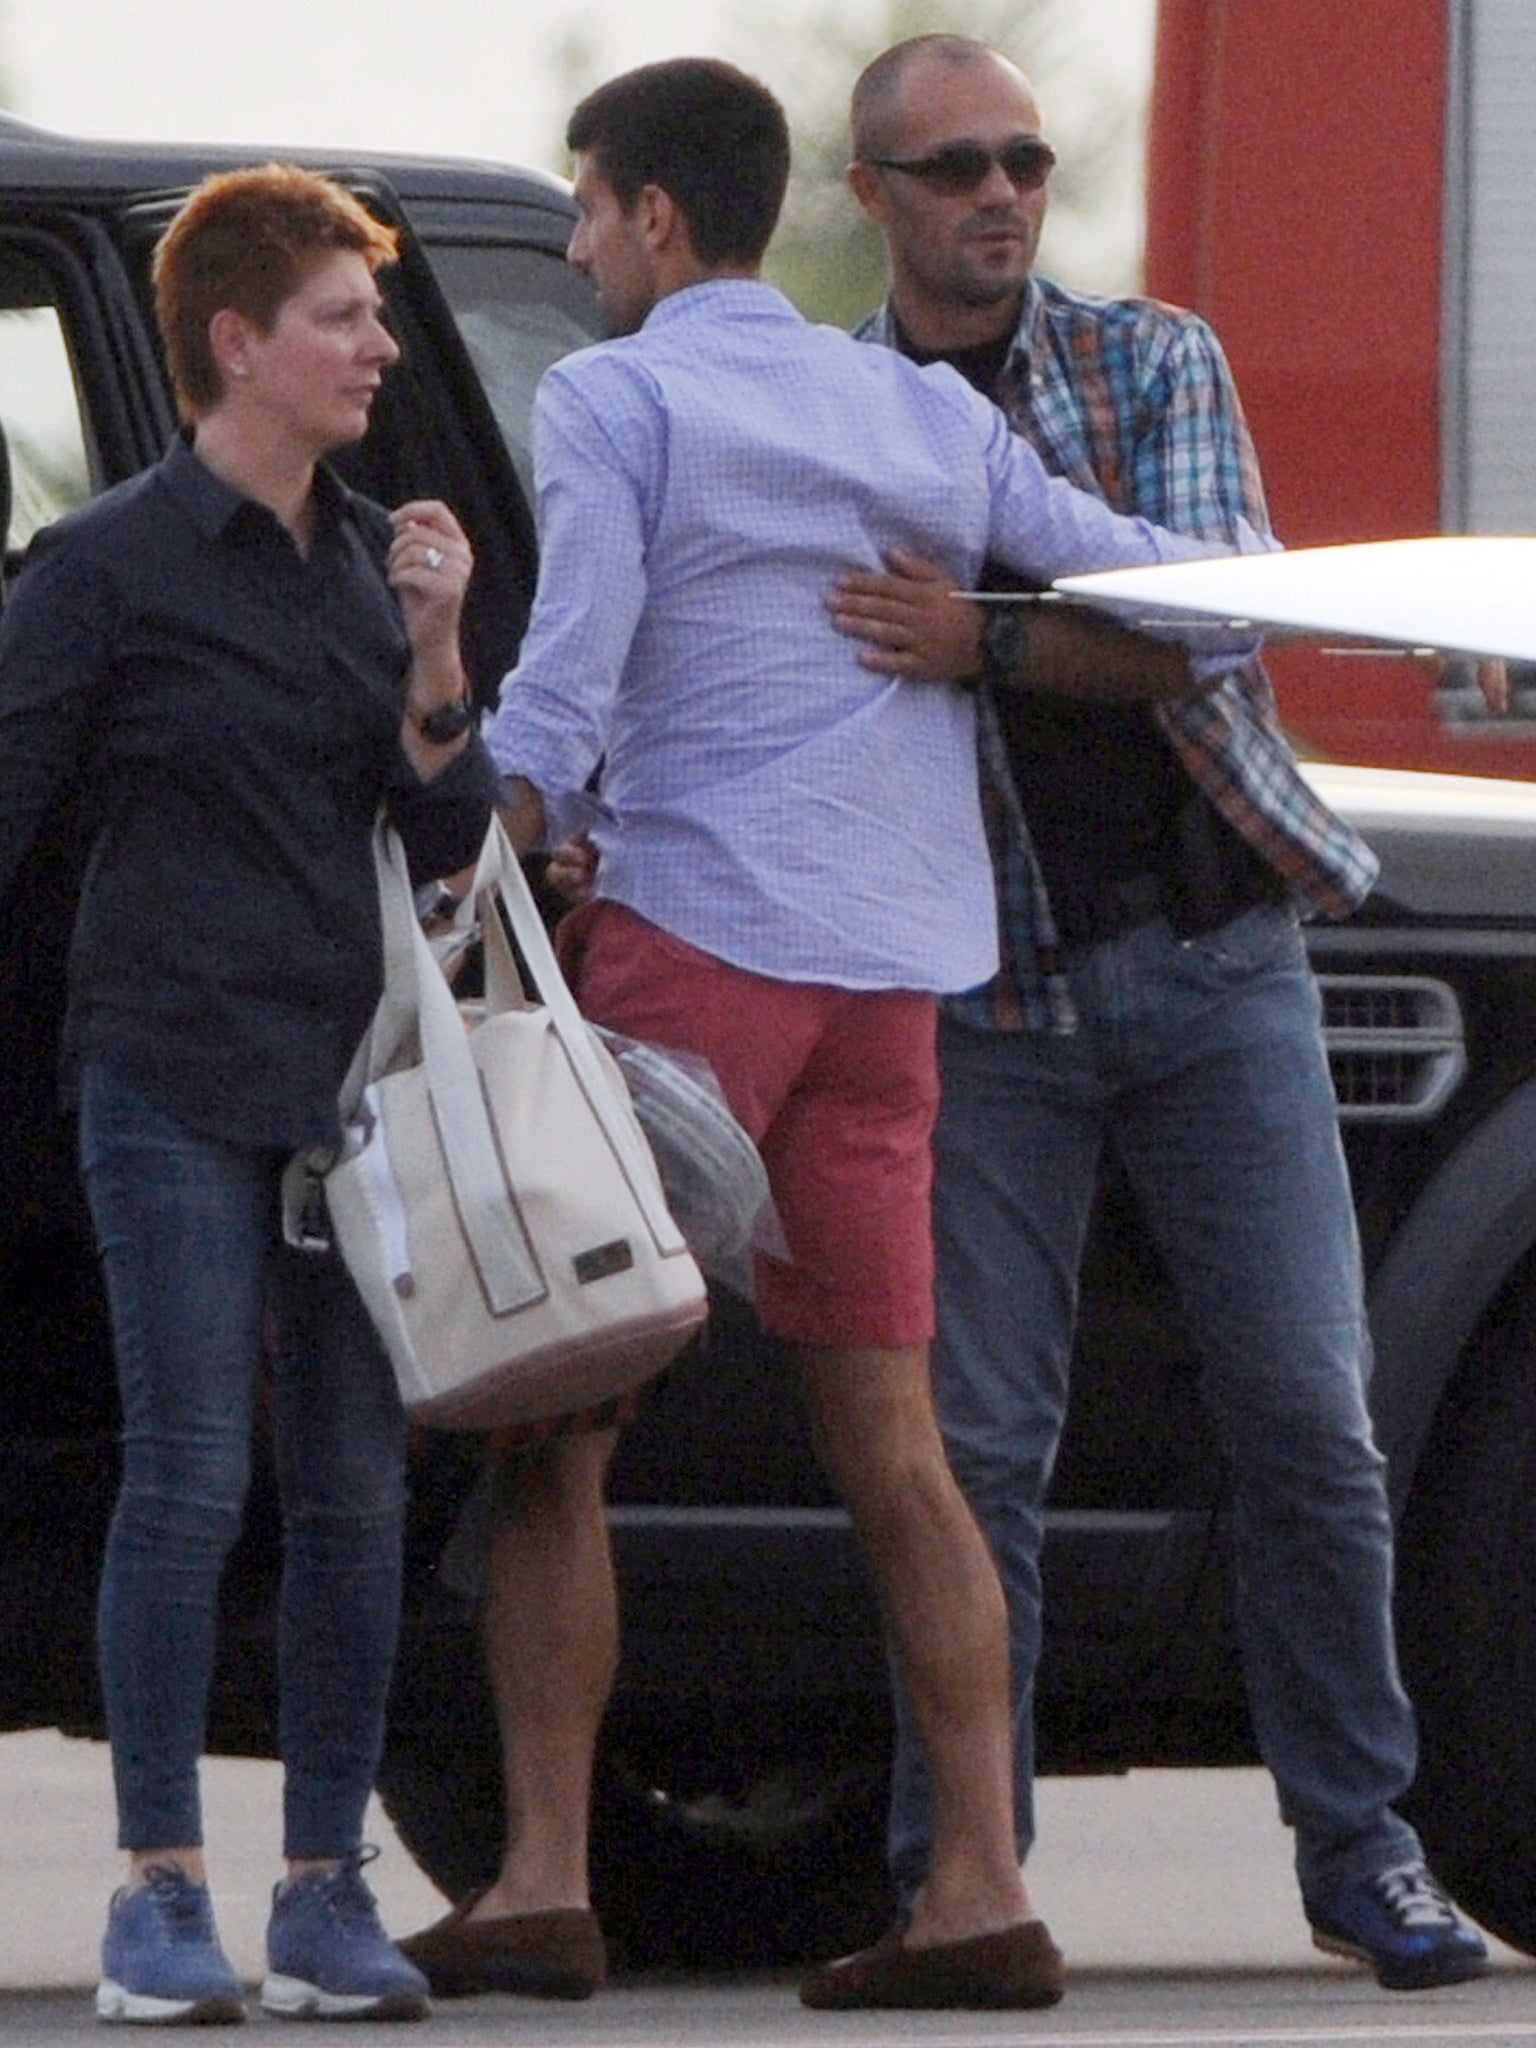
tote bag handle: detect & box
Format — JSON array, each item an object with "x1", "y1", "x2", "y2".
[
  {"x1": 466, "y1": 817, "x2": 689, "y2": 1260},
  {"x1": 341, "y1": 817, "x2": 688, "y2": 1318}
]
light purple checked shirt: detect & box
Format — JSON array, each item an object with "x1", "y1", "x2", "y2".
[{"x1": 485, "y1": 280, "x2": 1246, "y2": 993}]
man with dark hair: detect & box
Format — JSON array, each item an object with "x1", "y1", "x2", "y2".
[
  {"x1": 827, "y1": 31, "x2": 1488, "y2": 1997},
  {"x1": 565, "y1": 57, "x2": 789, "y2": 269},
  {"x1": 400, "y1": 55, "x2": 1252, "y2": 2012}
]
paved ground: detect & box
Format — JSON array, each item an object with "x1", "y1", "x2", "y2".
[
  {"x1": 2, "y1": 1732, "x2": 1529, "y2": 2043},
  {"x1": 3, "y1": 1969, "x2": 1535, "y2": 2044}
]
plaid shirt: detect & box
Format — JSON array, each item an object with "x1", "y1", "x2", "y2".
[{"x1": 860, "y1": 279, "x2": 1379, "y2": 1032}]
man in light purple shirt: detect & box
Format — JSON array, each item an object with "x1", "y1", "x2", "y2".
[
  {"x1": 482, "y1": 172, "x2": 1242, "y2": 1000},
  {"x1": 404, "y1": 57, "x2": 1241, "y2": 2014}
]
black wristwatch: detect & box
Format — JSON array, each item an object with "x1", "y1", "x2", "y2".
[
  {"x1": 978, "y1": 603, "x2": 1033, "y2": 689},
  {"x1": 417, "y1": 697, "x2": 475, "y2": 745}
]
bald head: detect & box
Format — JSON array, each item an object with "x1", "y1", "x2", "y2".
[
  {"x1": 850, "y1": 36, "x2": 1039, "y2": 162},
  {"x1": 847, "y1": 36, "x2": 1050, "y2": 350}
]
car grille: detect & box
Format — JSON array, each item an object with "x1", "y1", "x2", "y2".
[{"x1": 1319, "y1": 975, "x2": 1466, "y2": 1120}]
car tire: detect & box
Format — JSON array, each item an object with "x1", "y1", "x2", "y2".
[
  {"x1": 1395, "y1": 1265, "x2": 1536, "y2": 1957},
  {"x1": 378, "y1": 1719, "x2": 893, "y2": 1968},
  {"x1": 588, "y1": 1739, "x2": 893, "y2": 1967}
]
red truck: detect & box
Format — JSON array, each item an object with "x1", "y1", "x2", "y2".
[{"x1": 1147, "y1": 0, "x2": 1536, "y2": 774}]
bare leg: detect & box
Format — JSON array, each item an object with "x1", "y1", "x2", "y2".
[
  {"x1": 470, "y1": 1426, "x2": 618, "y2": 1918},
  {"x1": 798, "y1": 1342, "x2": 1031, "y2": 1947},
  {"x1": 126, "y1": 1849, "x2": 206, "y2": 1885}
]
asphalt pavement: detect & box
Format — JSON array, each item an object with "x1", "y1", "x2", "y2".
[{"x1": 2, "y1": 1732, "x2": 1530, "y2": 2043}]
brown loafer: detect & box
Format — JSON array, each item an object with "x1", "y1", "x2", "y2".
[
  {"x1": 397, "y1": 1894, "x2": 606, "y2": 1999},
  {"x1": 799, "y1": 1917, "x2": 1065, "y2": 2010}
]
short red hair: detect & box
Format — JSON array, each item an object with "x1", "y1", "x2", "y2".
[{"x1": 152, "y1": 163, "x2": 398, "y2": 420}]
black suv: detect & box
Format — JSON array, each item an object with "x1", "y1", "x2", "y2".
[{"x1": 2, "y1": 113, "x2": 1533, "y2": 1971}]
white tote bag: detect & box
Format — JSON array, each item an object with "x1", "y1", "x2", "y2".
[{"x1": 316, "y1": 816, "x2": 707, "y2": 1430}]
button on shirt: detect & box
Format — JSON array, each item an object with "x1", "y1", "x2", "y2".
[
  {"x1": 0, "y1": 437, "x2": 500, "y2": 1148},
  {"x1": 486, "y1": 280, "x2": 1228, "y2": 995}
]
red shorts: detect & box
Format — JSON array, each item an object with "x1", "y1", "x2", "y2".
[{"x1": 557, "y1": 900, "x2": 938, "y2": 1350}]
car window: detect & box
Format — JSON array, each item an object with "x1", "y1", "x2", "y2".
[
  {"x1": 424, "y1": 242, "x2": 599, "y2": 500},
  {"x1": 0, "y1": 251, "x2": 94, "y2": 556}
]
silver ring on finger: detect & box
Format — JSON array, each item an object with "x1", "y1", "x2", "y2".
[{"x1": 425, "y1": 546, "x2": 444, "y2": 571}]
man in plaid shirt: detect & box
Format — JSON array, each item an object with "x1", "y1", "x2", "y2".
[{"x1": 830, "y1": 32, "x2": 1486, "y2": 1997}]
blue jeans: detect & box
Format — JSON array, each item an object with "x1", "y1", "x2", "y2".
[
  {"x1": 887, "y1": 904, "x2": 1422, "y2": 1903},
  {"x1": 79, "y1": 1063, "x2": 409, "y2": 1860}
]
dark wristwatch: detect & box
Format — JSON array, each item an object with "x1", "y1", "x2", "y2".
[
  {"x1": 416, "y1": 696, "x2": 475, "y2": 744},
  {"x1": 978, "y1": 603, "x2": 1033, "y2": 689}
]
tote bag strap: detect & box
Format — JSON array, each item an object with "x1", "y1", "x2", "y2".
[
  {"x1": 335, "y1": 807, "x2": 430, "y2": 1124},
  {"x1": 468, "y1": 817, "x2": 690, "y2": 1261},
  {"x1": 368, "y1": 818, "x2": 547, "y2": 1315}
]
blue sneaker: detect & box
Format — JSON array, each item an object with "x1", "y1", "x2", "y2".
[
  {"x1": 96, "y1": 1864, "x2": 245, "y2": 2024},
  {"x1": 1305, "y1": 1860, "x2": 1489, "y2": 1990},
  {"x1": 260, "y1": 1848, "x2": 430, "y2": 2021}
]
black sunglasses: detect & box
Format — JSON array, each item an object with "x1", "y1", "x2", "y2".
[{"x1": 868, "y1": 137, "x2": 1057, "y2": 195}]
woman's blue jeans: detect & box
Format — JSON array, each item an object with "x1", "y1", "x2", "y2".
[{"x1": 79, "y1": 1062, "x2": 409, "y2": 1860}]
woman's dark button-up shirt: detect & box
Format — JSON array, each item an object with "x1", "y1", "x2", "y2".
[{"x1": 0, "y1": 437, "x2": 501, "y2": 1149}]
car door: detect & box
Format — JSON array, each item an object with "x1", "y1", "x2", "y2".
[{"x1": 0, "y1": 205, "x2": 180, "y2": 1723}]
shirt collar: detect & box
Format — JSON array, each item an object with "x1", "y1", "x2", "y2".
[
  {"x1": 641, "y1": 276, "x2": 797, "y2": 332},
  {"x1": 865, "y1": 274, "x2": 1043, "y2": 376},
  {"x1": 159, "y1": 430, "x2": 354, "y2": 545},
  {"x1": 1004, "y1": 275, "x2": 1044, "y2": 374}
]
